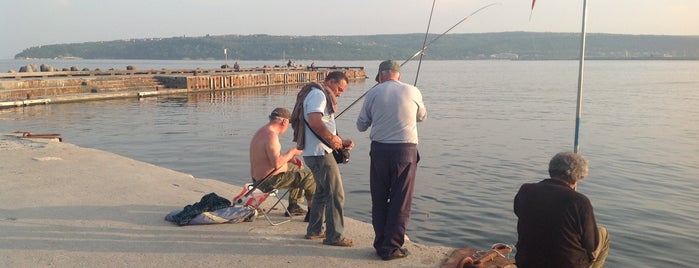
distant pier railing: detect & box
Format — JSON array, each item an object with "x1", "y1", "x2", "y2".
[
  {"x1": 0, "y1": 65, "x2": 364, "y2": 79},
  {"x1": 0, "y1": 66, "x2": 366, "y2": 109}
]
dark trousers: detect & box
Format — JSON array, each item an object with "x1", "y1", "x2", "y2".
[{"x1": 369, "y1": 141, "x2": 419, "y2": 258}]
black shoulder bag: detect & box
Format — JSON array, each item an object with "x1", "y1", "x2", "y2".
[{"x1": 304, "y1": 118, "x2": 350, "y2": 164}]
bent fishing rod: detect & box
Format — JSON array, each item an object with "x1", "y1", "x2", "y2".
[{"x1": 335, "y1": 2, "x2": 501, "y2": 119}]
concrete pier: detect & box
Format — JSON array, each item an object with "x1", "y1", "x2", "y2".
[
  {"x1": 0, "y1": 133, "x2": 453, "y2": 267},
  {"x1": 0, "y1": 66, "x2": 366, "y2": 109}
]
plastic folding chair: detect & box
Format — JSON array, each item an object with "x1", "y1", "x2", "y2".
[{"x1": 232, "y1": 183, "x2": 292, "y2": 226}]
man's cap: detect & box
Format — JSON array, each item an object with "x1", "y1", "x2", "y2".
[
  {"x1": 375, "y1": 60, "x2": 400, "y2": 82},
  {"x1": 270, "y1": 107, "x2": 291, "y2": 120},
  {"x1": 379, "y1": 60, "x2": 401, "y2": 72}
]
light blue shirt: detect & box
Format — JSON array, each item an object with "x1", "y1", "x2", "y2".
[
  {"x1": 302, "y1": 87, "x2": 337, "y2": 156},
  {"x1": 356, "y1": 80, "x2": 426, "y2": 144}
]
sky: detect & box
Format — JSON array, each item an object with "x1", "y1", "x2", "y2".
[{"x1": 1, "y1": 0, "x2": 698, "y2": 59}]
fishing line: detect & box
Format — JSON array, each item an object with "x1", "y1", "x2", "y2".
[
  {"x1": 335, "y1": 2, "x2": 501, "y2": 119},
  {"x1": 414, "y1": 0, "x2": 437, "y2": 86}
]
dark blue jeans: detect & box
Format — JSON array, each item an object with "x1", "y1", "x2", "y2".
[{"x1": 369, "y1": 142, "x2": 419, "y2": 258}]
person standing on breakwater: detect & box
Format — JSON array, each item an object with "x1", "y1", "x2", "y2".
[
  {"x1": 356, "y1": 60, "x2": 427, "y2": 260},
  {"x1": 514, "y1": 152, "x2": 610, "y2": 268},
  {"x1": 291, "y1": 71, "x2": 355, "y2": 247},
  {"x1": 249, "y1": 107, "x2": 315, "y2": 221}
]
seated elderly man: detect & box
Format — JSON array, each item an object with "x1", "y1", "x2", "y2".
[
  {"x1": 249, "y1": 107, "x2": 315, "y2": 221},
  {"x1": 514, "y1": 152, "x2": 610, "y2": 268}
]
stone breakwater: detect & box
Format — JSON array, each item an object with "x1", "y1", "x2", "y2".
[{"x1": 0, "y1": 65, "x2": 366, "y2": 109}]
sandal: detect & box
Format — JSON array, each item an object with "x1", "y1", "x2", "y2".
[
  {"x1": 304, "y1": 232, "x2": 326, "y2": 240},
  {"x1": 323, "y1": 237, "x2": 354, "y2": 247}
]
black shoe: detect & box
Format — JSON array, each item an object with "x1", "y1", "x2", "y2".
[
  {"x1": 284, "y1": 204, "x2": 307, "y2": 216},
  {"x1": 382, "y1": 248, "x2": 409, "y2": 261}
]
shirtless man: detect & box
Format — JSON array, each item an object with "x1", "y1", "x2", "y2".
[{"x1": 249, "y1": 107, "x2": 315, "y2": 220}]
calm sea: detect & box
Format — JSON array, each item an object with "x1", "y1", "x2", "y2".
[{"x1": 2, "y1": 59, "x2": 698, "y2": 267}]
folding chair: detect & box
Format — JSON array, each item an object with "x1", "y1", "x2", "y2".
[{"x1": 232, "y1": 183, "x2": 292, "y2": 226}]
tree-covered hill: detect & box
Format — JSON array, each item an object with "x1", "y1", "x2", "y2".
[{"x1": 15, "y1": 32, "x2": 699, "y2": 60}]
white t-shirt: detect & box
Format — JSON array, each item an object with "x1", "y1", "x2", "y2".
[{"x1": 302, "y1": 87, "x2": 337, "y2": 156}]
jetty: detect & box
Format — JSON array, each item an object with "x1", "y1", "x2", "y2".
[
  {"x1": 0, "y1": 133, "x2": 455, "y2": 267},
  {"x1": 0, "y1": 65, "x2": 366, "y2": 109}
]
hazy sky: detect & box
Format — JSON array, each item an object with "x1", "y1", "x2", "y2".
[{"x1": 2, "y1": 0, "x2": 698, "y2": 59}]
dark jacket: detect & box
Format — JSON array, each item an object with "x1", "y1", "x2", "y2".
[
  {"x1": 514, "y1": 179, "x2": 599, "y2": 268},
  {"x1": 172, "y1": 192, "x2": 231, "y2": 226}
]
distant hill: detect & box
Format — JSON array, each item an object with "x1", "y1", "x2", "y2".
[{"x1": 15, "y1": 32, "x2": 699, "y2": 60}]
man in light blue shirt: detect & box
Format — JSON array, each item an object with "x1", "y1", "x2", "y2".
[
  {"x1": 292, "y1": 71, "x2": 355, "y2": 247},
  {"x1": 356, "y1": 60, "x2": 426, "y2": 260}
]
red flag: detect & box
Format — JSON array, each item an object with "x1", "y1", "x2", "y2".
[
  {"x1": 531, "y1": 0, "x2": 536, "y2": 10},
  {"x1": 529, "y1": 0, "x2": 536, "y2": 21}
]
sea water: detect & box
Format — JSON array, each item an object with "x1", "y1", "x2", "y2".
[{"x1": 1, "y1": 59, "x2": 698, "y2": 267}]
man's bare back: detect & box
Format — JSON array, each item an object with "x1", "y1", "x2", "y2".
[
  {"x1": 250, "y1": 124, "x2": 284, "y2": 179},
  {"x1": 249, "y1": 110, "x2": 301, "y2": 180}
]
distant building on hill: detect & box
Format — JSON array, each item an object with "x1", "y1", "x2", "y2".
[{"x1": 490, "y1": 53, "x2": 519, "y2": 60}]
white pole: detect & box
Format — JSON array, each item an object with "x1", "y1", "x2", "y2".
[{"x1": 574, "y1": 0, "x2": 588, "y2": 153}]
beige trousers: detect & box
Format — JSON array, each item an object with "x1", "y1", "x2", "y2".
[{"x1": 590, "y1": 226, "x2": 610, "y2": 268}]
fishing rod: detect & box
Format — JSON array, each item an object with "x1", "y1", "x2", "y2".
[
  {"x1": 335, "y1": 2, "x2": 501, "y2": 119},
  {"x1": 414, "y1": 0, "x2": 437, "y2": 86},
  {"x1": 242, "y1": 165, "x2": 281, "y2": 199}
]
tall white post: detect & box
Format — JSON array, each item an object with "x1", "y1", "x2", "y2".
[{"x1": 574, "y1": 0, "x2": 588, "y2": 153}]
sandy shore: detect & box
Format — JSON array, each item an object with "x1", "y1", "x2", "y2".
[{"x1": 0, "y1": 133, "x2": 455, "y2": 267}]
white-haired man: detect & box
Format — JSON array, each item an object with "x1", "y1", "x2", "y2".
[{"x1": 514, "y1": 152, "x2": 610, "y2": 268}]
